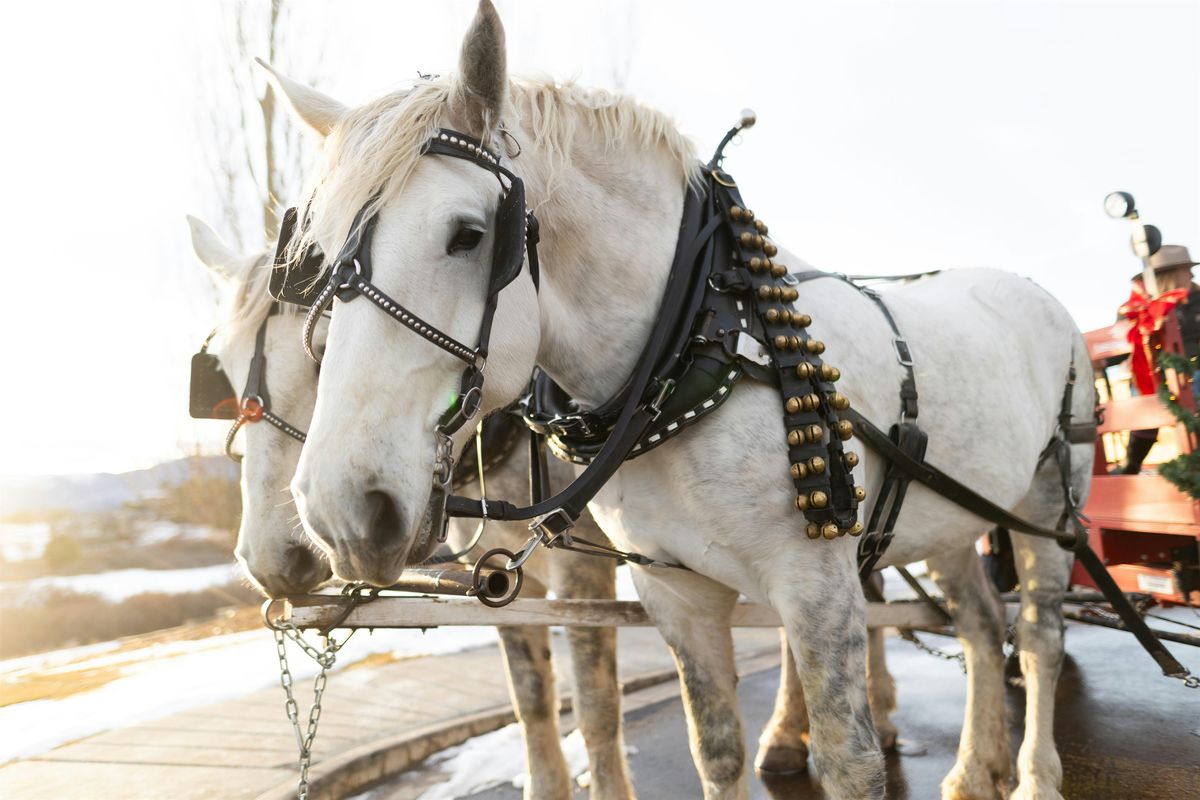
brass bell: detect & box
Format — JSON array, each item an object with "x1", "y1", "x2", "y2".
[
  {"x1": 808, "y1": 455, "x2": 826, "y2": 474},
  {"x1": 821, "y1": 521, "x2": 840, "y2": 540},
  {"x1": 774, "y1": 335, "x2": 789, "y2": 350},
  {"x1": 806, "y1": 523, "x2": 821, "y2": 539},
  {"x1": 771, "y1": 263, "x2": 787, "y2": 278},
  {"x1": 790, "y1": 462, "x2": 807, "y2": 479},
  {"x1": 835, "y1": 420, "x2": 854, "y2": 440},
  {"x1": 794, "y1": 494, "x2": 809, "y2": 511},
  {"x1": 810, "y1": 490, "x2": 828, "y2": 508},
  {"x1": 748, "y1": 257, "x2": 764, "y2": 272},
  {"x1": 794, "y1": 313, "x2": 812, "y2": 327},
  {"x1": 847, "y1": 521, "x2": 865, "y2": 536},
  {"x1": 829, "y1": 392, "x2": 850, "y2": 410},
  {"x1": 730, "y1": 206, "x2": 745, "y2": 221},
  {"x1": 739, "y1": 232, "x2": 756, "y2": 247},
  {"x1": 771, "y1": 286, "x2": 783, "y2": 300},
  {"x1": 755, "y1": 220, "x2": 768, "y2": 234},
  {"x1": 853, "y1": 485, "x2": 867, "y2": 501},
  {"x1": 785, "y1": 396, "x2": 801, "y2": 414},
  {"x1": 754, "y1": 234, "x2": 765, "y2": 249},
  {"x1": 782, "y1": 287, "x2": 798, "y2": 301},
  {"x1": 844, "y1": 451, "x2": 860, "y2": 468},
  {"x1": 744, "y1": 208, "x2": 755, "y2": 221},
  {"x1": 764, "y1": 308, "x2": 780, "y2": 323},
  {"x1": 795, "y1": 362, "x2": 814, "y2": 379},
  {"x1": 801, "y1": 393, "x2": 820, "y2": 411},
  {"x1": 758, "y1": 285, "x2": 772, "y2": 300},
  {"x1": 787, "y1": 429, "x2": 802, "y2": 446},
  {"x1": 764, "y1": 243, "x2": 778, "y2": 257},
  {"x1": 820, "y1": 364, "x2": 840, "y2": 382},
  {"x1": 805, "y1": 423, "x2": 823, "y2": 443},
  {"x1": 788, "y1": 336, "x2": 802, "y2": 351},
  {"x1": 806, "y1": 339, "x2": 825, "y2": 355}
]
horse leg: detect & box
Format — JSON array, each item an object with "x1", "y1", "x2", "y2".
[
  {"x1": 1009, "y1": 531, "x2": 1073, "y2": 800},
  {"x1": 771, "y1": 552, "x2": 885, "y2": 800},
  {"x1": 497, "y1": 575, "x2": 572, "y2": 800},
  {"x1": 863, "y1": 571, "x2": 898, "y2": 751},
  {"x1": 757, "y1": 576, "x2": 898, "y2": 774},
  {"x1": 633, "y1": 567, "x2": 747, "y2": 800},
  {"x1": 866, "y1": 624, "x2": 898, "y2": 751},
  {"x1": 754, "y1": 629, "x2": 811, "y2": 774},
  {"x1": 550, "y1": 549, "x2": 635, "y2": 800},
  {"x1": 926, "y1": 545, "x2": 1011, "y2": 800}
]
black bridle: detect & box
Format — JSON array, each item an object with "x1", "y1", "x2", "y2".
[
  {"x1": 188, "y1": 308, "x2": 309, "y2": 463},
  {"x1": 222, "y1": 310, "x2": 309, "y2": 461},
  {"x1": 272, "y1": 129, "x2": 541, "y2": 539}
]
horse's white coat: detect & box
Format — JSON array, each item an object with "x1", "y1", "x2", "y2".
[
  {"x1": 284, "y1": 3, "x2": 1092, "y2": 797},
  {"x1": 188, "y1": 217, "x2": 331, "y2": 598}
]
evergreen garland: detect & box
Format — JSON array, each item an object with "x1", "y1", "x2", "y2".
[{"x1": 1155, "y1": 352, "x2": 1200, "y2": 499}]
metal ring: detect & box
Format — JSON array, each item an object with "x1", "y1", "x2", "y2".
[
  {"x1": 336, "y1": 259, "x2": 365, "y2": 292},
  {"x1": 710, "y1": 169, "x2": 738, "y2": 188},
  {"x1": 461, "y1": 386, "x2": 483, "y2": 420},
  {"x1": 471, "y1": 548, "x2": 524, "y2": 607}
]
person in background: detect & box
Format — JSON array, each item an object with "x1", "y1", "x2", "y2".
[{"x1": 1113, "y1": 244, "x2": 1197, "y2": 474}]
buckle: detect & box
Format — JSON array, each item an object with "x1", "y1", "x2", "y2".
[
  {"x1": 893, "y1": 338, "x2": 914, "y2": 367},
  {"x1": 648, "y1": 378, "x2": 676, "y2": 419},
  {"x1": 530, "y1": 508, "x2": 574, "y2": 537}
]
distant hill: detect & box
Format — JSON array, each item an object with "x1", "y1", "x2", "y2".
[{"x1": 0, "y1": 457, "x2": 238, "y2": 517}]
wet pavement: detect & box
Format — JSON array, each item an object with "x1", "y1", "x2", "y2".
[{"x1": 450, "y1": 610, "x2": 1200, "y2": 799}]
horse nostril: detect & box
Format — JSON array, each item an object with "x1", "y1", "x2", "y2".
[
  {"x1": 365, "y1": 490, "x2": 403, "y2": 549},
  {"x1": 284, "y1": 546, "x2": 320, "y2": 584}
]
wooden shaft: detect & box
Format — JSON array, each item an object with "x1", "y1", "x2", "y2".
[
  {"x1": 381, "y1": 567, "x2": 509, "y2": 599},
  {"x1": 265, "y1": 597, "x2": 949, "y2": 631}
]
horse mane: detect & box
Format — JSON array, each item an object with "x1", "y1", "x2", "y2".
[
  {"x1": 217, "y1": 250, "x2": 297, "y2": 348},
  {"x1": 296, "y1": 77, "x2": 699, "y2": 260}
]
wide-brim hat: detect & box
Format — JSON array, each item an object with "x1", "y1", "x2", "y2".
[{"x1": 1147, "y1": 244, "x2": 1198, "y2": 271}]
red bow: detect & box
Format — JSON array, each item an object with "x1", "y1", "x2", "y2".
[{"x1": 1119, "y1": 285, "x2": 1189, "y2": 394}]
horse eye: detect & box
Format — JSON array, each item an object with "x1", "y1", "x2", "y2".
[{"x1": 447, "y1": 225, "x2": 484, "y2": 255}]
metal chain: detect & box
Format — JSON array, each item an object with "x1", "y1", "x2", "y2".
[
  {"x1": 273, "y1": 621, "x2": 355, "y2": 800},
  {"x1": 899, "y1": 630, "x2": 966, "y2": 673}
]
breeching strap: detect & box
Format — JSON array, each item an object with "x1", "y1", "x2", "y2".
[{"x1": 843, "y1": 407, "x2": 1189, "y2": 679}]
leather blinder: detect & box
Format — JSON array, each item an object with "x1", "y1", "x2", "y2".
[{"x1": 189, "y1": 352, "x2": 239, "y2": 420}]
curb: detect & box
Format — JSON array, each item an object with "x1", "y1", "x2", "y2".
[{"x1": 253, "y1": 664, "x2": 686, "y2": 800}]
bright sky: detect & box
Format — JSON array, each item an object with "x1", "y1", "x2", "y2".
[{"x1": 0, "y1": 0, "x2": 1195, "y2": 478}]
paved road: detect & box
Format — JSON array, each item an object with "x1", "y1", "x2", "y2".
[{"x1": 429, "y1": 613, "x2": 1200, "y2": 800}]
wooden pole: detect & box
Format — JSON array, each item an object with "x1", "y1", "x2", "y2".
[{"x1": 265, "y1": 596, "x2": 949, "y2": 631}]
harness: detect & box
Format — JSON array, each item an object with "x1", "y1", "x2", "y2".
[
  {"x1": 188, "y1": 308, "x2": 307, "y2": 461},
  {"x1": 254, "y1": 118, "x2": 1190, "y2": 682}
]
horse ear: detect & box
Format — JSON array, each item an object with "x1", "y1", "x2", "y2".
[
  {"x1": 187, "y1": 215, "x2": 236, "y2": 281},
  {"x1": 254, "y1": 58, "x2": 346, "y2": 138},
  {"x1": 453, "y1": 0, "x2": 508, "y2": 137}
]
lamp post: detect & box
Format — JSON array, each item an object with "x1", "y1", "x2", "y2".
[{"x1": 1104, "y1": 191, "x2": 1163, "y2": 294}]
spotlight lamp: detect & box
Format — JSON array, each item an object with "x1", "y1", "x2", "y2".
[{"x1": 1104, "y1": 191, "x2": 1137, "y2": 220}]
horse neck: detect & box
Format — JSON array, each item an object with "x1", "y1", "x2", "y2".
[{"x1": 517, "y1": 133, "x2": 688, "y2": 408}]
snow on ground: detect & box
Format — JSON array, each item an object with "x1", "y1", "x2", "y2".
[
  {"x1": 0, "y1": 522, "x2": 51, "y2": 562},
  {"x1": 0, "y1": 563, "x2": 241, "y2": 606},
  {"x1": 134, "y1": 521, "x2": 218, "y2": 545},
  {"x1": 376, "y1": 722, "x2": 589, "y2": 800},
  {"x1": 0, "y1": 624, "x2": 498, "y2": 763}
]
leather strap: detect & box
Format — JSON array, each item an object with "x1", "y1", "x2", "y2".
[{"x1": 845, "y1": 406, "x2": 1188, "y2": 678}]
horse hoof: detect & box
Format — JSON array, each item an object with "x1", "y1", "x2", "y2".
[{"x1": 755, "y1": 745, "x2": 809, "y2": 775}]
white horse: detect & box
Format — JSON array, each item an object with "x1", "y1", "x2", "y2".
[
  {"x1": 190, "y1": 209, "x2": 904, "y2": 794},
  {"x1": 190, "y1": 216, "x2": 641, "y2": 798},
  {"x1": 271, "y1": 5, "x2": 1091, "y2": 797}
]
